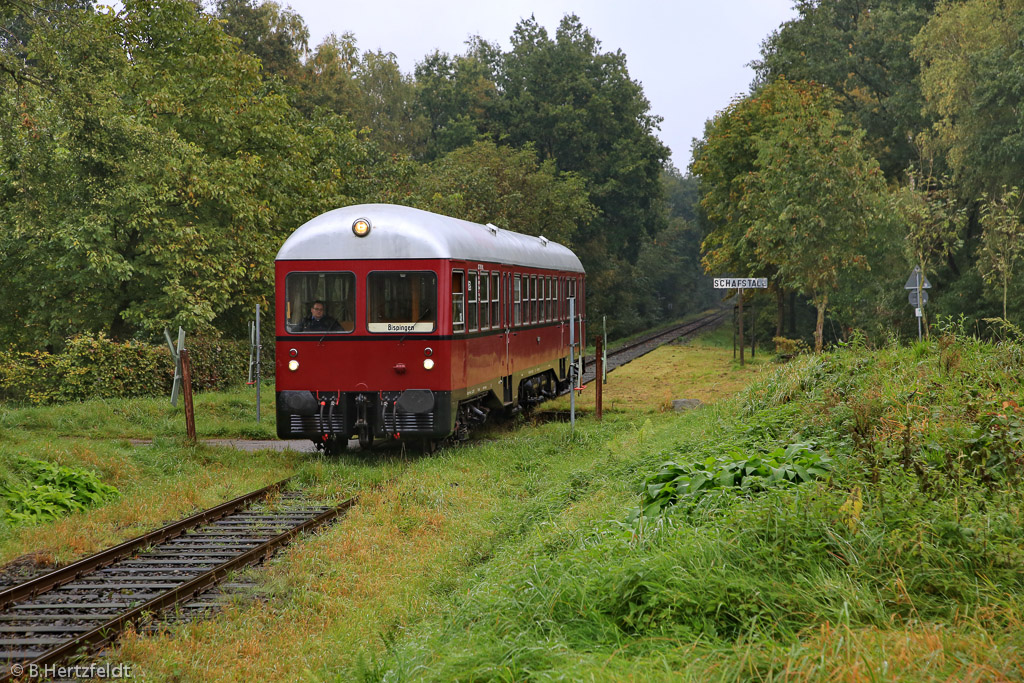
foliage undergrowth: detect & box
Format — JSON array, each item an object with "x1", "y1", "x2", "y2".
[
  {"x1": 633, "y1": 442, "x2": 832, "y2": 519},
  {"x1": 0, "y1": 457, "x2": 119, "y2": 525},
  {"x1": 361, "y1": 327, "x2": 1024, "y2": 680}
]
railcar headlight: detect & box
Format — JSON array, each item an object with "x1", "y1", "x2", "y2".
[
  {"x1": 352, "y1": 218, "x2": 371, "y2": 237},
  {"x1": 423, "y1": 358, "x2": 435, "y2": 370},
  {"x1": 288, "y1": 360, "x2": 299, "y2": 372}
]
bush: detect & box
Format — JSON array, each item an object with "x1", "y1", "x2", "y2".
[
  {"x1": 0, "y1": 333, "x2": 253, "y2": 405},
  {"x1": 1, "y1": 457, "x2": 119, "y2": 525}
]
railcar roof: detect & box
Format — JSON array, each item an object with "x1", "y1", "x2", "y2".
[{"x1": 276, "y1": 204, "x2": 585, "y2": 273}]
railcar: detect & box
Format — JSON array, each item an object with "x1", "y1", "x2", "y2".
[{"x1": 275, "y1": 204, "x2": 586, "y2": 453}]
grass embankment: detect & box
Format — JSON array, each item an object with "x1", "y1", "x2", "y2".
[
  {"x1": 0, "y1": 385, "x2": 290, "y2": 565},
  {"x1": 3, "y1": 326, "x2": 1023, "y2": 680}
]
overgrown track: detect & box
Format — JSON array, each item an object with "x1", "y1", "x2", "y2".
[
  {"x1": 579, "y1": 310, "x2": 727, "y2": 385},
  {"x1": 0, "y1": 481, "x2": 354, "y2": 680}
]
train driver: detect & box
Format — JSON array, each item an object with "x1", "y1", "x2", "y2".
[{"x1": 302, "y1": 300, "x2": 342, "y2": 332}]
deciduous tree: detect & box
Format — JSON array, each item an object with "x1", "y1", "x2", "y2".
[
  {"x1": 914, "y1": 0, "x2": 1024, "y2": 197},
  {"x1": 693, "y1": 80, "x2": 889, "y2": 352},
  {"x1": 978, "y1": 186, "x2": 1024, "y2": 320}
]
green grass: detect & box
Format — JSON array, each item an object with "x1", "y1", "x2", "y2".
[
  {"x1": 340, "y1": 331, "x2": 1023, "y2": 680},
  {"x1": 0, "y1": 380, "x2": 276, "y2": 441},
  {"x1": 0, "y1": 381, "x2": 294, "y2": 564},
  {"x1": 3, "y1": 327, "x2": 1023, "y2": 680}
]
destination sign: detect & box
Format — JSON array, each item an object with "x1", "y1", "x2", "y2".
[
  {"x1": 367, "y1": 322, "x2": 435, "y2": 333},
  {"x1": 713, "y1": 278, "x2": 768, "y2": 289}
]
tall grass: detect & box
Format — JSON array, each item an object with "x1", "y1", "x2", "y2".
[{"x1": 361, "y1": 331, "x2": 1024, "y2": 680}]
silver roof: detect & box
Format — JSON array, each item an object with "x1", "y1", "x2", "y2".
[{"x1": 276, "y1": 204, "x2": 585, "y2": 273}]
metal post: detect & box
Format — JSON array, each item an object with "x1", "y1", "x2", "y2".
[
  {"x1": 595, "y1": 335, "x2": 603, "y2": 421},
  {"x1": 602, "y1": 316, "x2": 607, "y2": 384},
  {"x1": 569, "y1": 297, "x2": 576, "y2": 433},
  {"x1": 180, "y1": 348, "x2": 197, "y2": 444},
  {"x1": 751, "y1": 298, "x2": 755, "y2": 358},
  {"x1": 577, "y1": 310, "x2": 584, "y2": 383},
  {"x1": 255, "y1": 304, "x2": 261, "y2": 423},
  {"x1": 919, "y1": 263, "x2": 927, "y2": 341},
  {"x1": 738, "y1": 292, "x2": 745, "y2": 367},
  {"x1": 732, "y1": 304, "x2": 737, "y2": 359}
]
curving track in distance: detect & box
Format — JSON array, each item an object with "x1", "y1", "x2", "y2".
[
  {"x1": 0, "y1": 480, "x2": 354, "y2": 681},
  {"x1": 579, "y1": 309, "x2": 728, "y2": 385}
]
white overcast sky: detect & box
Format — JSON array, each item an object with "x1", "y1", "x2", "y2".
[{"x1": 280, "y1": 0, "x2": 798, "y2": 169}]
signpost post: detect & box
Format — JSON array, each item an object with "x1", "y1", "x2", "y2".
[
  {"x1": 247, "y1": 305, "x2": 262, "y2": 423},
  {"x1": 904, "y1": 266, "x2": 932, "y2": 342},
  {"x1": 569, "y1": 297, "x2": 576, "y2": 433},
  {"x1": 713, "y1": 278, "x2": 768, "y2": 366}
]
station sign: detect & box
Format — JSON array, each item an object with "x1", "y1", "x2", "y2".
[{"x1": 713, "y1": 277, "x2": 768, "y2": 289}]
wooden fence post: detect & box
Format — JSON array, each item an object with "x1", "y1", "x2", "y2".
[{"x1": 180, "y1": 348, "x2": 197, "y2": 444}]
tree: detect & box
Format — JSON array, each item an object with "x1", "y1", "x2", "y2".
[
  {"x1": 747, "y1": 81, "x2": 890, "y2": 352},
  {"x1": 0, "y1": 0, "x2": 374, "y2": 348},
  {"x1": 488, "y1": 15, "x2": 669, "y2": 262},
  {"x1": 890, "y1": 167, "x2": 961, "y2": 335},
  {"x1": 413, "y1": 44, "x2": 500, "y2": 161},
  {"x1": 350, "y1": 49, "x2": 428, "y2": 158},
  {"x1": 754, "y1": 0, "x2": 939, "y2": 178},
  {"x1": 914, "y1": 0, "x2": 1024, "y2": 198},
  {"x1": 691, "y1": 92, "x2": 787, "y2": 337},
  {"x1": 693, "y1": 80, "x2": 889, "y2": 352},
  {"x1": 978, "y1": 186, "x2": 1024, "y2": 320},
  {"x1": 212, "y1": 0, "x2": 308, "y2": 81},
  {"x1": 406, "y1": 140, "x2": 594, "y2": 246}
]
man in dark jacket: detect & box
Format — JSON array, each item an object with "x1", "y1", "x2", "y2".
[{"x1": 302, "y1": 300, "x2": 341, "y2": 331}]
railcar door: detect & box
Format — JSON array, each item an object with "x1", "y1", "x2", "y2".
[{"x1": 502, "y1": 270, "x2": 514, "y2": 404}]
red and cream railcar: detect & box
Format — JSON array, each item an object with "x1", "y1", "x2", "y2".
[{"x1": 275, "y1": 204, "x2": 585, "y2": 452}]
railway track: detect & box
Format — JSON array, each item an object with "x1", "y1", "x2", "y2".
[
  {"x1": 0, "y1": 480, "x2": 354, "y2": 681},
  {"x1": 579, "y1": 309, "x2": 727, "y2": 385}
]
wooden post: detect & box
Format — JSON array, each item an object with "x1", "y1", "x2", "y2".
[
  {"x1": 180, "y1": 348, "x2": 197, "y2": 444},
  {"x1": 595, "y1": 335, "x2": 603, "y2": 421}
]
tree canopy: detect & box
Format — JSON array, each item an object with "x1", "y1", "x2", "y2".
[{"x1": 1, "y1": 2, "x2": 693, "y2": 349}]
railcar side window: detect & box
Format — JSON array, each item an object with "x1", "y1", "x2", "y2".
[
  {"x1": 532, "y1": 274, "x2": 540, "y2": 325},
  {"x1": 514, "y1": 275, "x2": 522, "y2": 326},
  {"x1": 569, "y1": 278, "x2": 577, "y2": 318},
  {"x1": 479, "y1": 271, "x2": 489, "y2": 329},
  {"x1": 284, "y1": 272, "x2": 355, "y2": 334},
  {"x1": 546, "y1": 276, "x2": 553, "y2": 321},
  {"x1": 467, "y1": 271, "x2": 479, "y2": 332},
  {"x1": 490, "y1": 273, "x2": 500, "y2": 329},
  {"x1": 367, "y1": 271, "x2": 438, "y2": 333},
  {"x1": 452, "y1": 270, "x2": 465, "y2": 333}
]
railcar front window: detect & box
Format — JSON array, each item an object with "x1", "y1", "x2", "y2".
[
  {"x1": 368, "y1": 271, "x2": 437, "y2": 333},
  {"x1": 284, "y1": 272, "x2": 355, "y2": 334}
]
